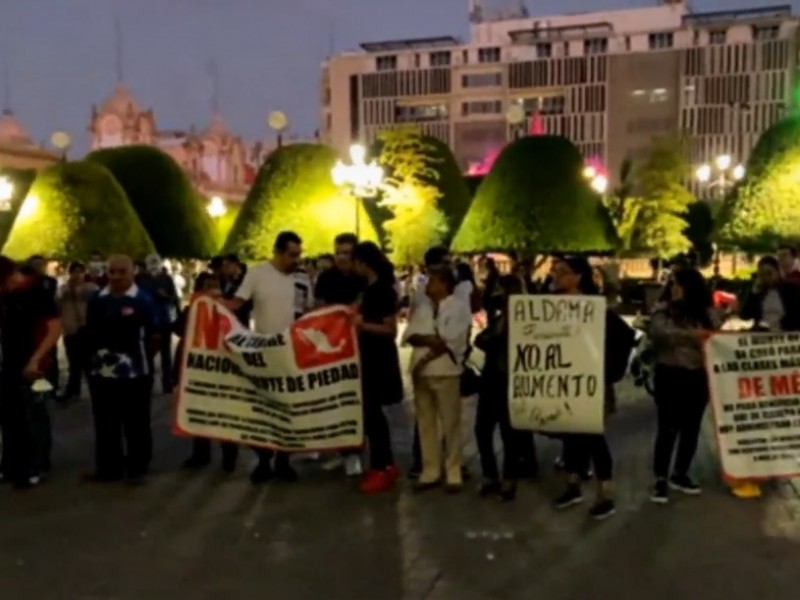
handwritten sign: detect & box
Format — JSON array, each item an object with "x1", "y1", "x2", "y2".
[
  {"x1": 706, "y1": 332, "x2": 800, "y2": 480},
  {"x1": 174, "y1": 297, "x2": 363, "y2": 452},
  {"x1": 507, "y1": 294, "x2": 606, "y2": 434}
]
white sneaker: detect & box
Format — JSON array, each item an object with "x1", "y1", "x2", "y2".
[
  {"x1": 321, "y1": 456, "x2": 344, "y2": 471},
  {"x1": 344, "y1": 455, "x2": 363, "y2": 477}
]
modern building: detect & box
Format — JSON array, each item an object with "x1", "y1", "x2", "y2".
[
  {"x1": 321, "y1": 0, "x2": 798, "y2": 187},
  {"x1": 0, "y1": 109, "x2": 60, "y2": 170}
]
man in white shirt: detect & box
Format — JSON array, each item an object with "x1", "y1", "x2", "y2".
[
  {"x1": 403, "y1": 266, "x2": 472, "y2": 492},
  {"x1": 225, "y1": 231, "x2": 306, "y2": 485}
]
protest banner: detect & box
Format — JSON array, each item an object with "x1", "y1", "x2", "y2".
[
  {"x1": 174, "y1": 296, "x2": 363, "y2": 452},
  {"x1": 507, "y1": 294, "x2": 606, "y2": 434},
  {"x1": 706, "y1": 332, "x2": 800, "y2": 480}
]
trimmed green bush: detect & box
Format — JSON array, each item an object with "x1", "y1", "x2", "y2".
[
  {"x1": 717, "y1": 115, "x2": 800, "y2": 251},
  {"x1": 421, "y1": 136, "x2": 472, "y2": 244},
  {"x1": 3, "y1": 161, "x2": 154, "y2": 260},
  {"x1": 0, "y1": 167, "x2": 36, "y2": 249},
  {"x1": 452, "y1": 136, "x2": 617, "y2": 254},
  {"x1": 87, "y1": 145, "x2": 216, "y2": 258},
  {"x1": 224, "y1": 143, "x2": 379, "y2": 259}
]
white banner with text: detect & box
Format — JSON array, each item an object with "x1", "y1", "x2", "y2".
[
  {"x1": 706, "y1": 332, "x2": 800, "y2": 480},
  {"x1": 174, "y1": 297, "x2": 363, "y2": 452},
  {"x1": 507, "y1": 294, "x2": 606, "y2": 434}
]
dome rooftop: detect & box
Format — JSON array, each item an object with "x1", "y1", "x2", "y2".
[
  {"x1": 0, "y1": 109, "x2": 34, "y2": 147},
  {"x1": 99, "y1": 83, "x2": 141, "y2": 116}
]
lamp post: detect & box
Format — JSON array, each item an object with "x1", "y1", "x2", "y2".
[
  {"x1": 0, "y1": 175, "x2": 14, "y2": 212},
  {"x1": 331, "y1": 144, "x2": 383, "y2": 238},
  {"x1": 268, "y1": 111, "x2": 289, "y2": 149},
  {"x1": 50, "y1": 131, "x2": 71, "y2": 162},
  {"x1": 696, "y1": 154, "x2": 744, "y2": 277},
  {"x1": 206, "y1": 195, "x2": 227, "y2": 219},
  {"x1": 695, "y1": 154, "x2": 745, "y2": 198}
]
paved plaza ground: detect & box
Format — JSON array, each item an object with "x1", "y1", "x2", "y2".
[{"x1": 1, "y1": 359, "x2": 800, "y2": 599}]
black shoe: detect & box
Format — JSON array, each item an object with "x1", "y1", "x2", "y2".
[
  {"x1": 444, "y1": 482, "x2": 463, "y2": 494},
  {"x1": 413, "y1": 480, "x2": 442, "y2": 493},
  {"x1": 669, "y1": 474, "x2": 701, "y2": 496},
  {"x1": 588, "y1": 498, "x2": 616, "y2": 521},
  {"x1": 580, "y1": 469, "x2": 594, "y2": 482},
  {"x1": 250, "y1": 464, "x2": 274, "y2": 485},
  {"x1": 274, "y1": 465, "x2": 298, "y2": 483},
  {"x1": 12, "y1": 475, "x2": 42, "y2": 490},
  {"x1": 82, "y1": 472, "x2": 123, "y2": 484},
  {"x1": 498, "y1": 481, "x2": 517, "y2": 502},
  {"x1": 408, "y1": 465, "x2": 421, "y2": 480},
  {"x1": 181, "y1": 455, "x2": 211, "y2": 470},
  {"x1": 479, "y1": 481, "x2": 501, "y2": 498},
  {"x1": 554, "y1": 485, "x2": 584, "y2": 509},
  {"x1": 221, "y1": 457, "x2": 237, "y2": 474},
  {"x1": 650, "y1": 479, "x2": 669, "y2": 504}
]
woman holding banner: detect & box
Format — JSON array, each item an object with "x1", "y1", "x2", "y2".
[
  {"x1": 648, "y1": 267, "x2": 716, "y2": 504},
  {"x1": 550, "y1": 256, "x2": 634, "y2": 521},
  {"x1": 351, "y1": 242, "x2": 404, "y2": 494}
]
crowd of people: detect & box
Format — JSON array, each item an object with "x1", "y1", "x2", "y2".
[{"x1": 0, "y1": 235, "x2": 796, "y2": 521}]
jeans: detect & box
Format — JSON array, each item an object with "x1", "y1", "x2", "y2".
[
  {"x1": 63, "y1": 331, "x2": 88, "y2": 398},
  {"x1": 652, "y1": 364, "x2": 708, "y2": 479},
  {"x1": 0, "y1": 379, "x2": 52, "y2": 482},
  {"x1": 474, "y1": 378, "x2": 519, "y2": 481},
  {"x1": 364, "y1": 394, "x2": 394, "y2": 470},
  {"x1": 563, "y1": 434, "x2": 613, "y2": 482},
  {"x1": 89, "y1": 377, "x2": 152, "y2": 478}
]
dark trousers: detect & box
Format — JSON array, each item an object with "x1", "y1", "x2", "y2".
[
  {"x1": 364, "y1": 395, "x2": 394, "y2": 470},
  {"x1": 652, "y1": 364, "x2": 708, "y2": 479},
  {"x1": 253, "y1": 448, "x2": 291, "y2": 471},
  {"x1": 89, "y1": 377, "x2": 152, "y2": 478},
  {"x1": 147, "y1": 328, "x2": 174, "y2": 393},
  {"x1": 63, "y1": 331, "x2": 88, "y2": 397},
  {"x1": 192, "y1": 437, "x2": 238, "y2": 465},
  {"x1": 0, "y1": 379, "x2": 52, "y2": 482},
  {"x1": 563, "y1": 434, "x2": 613, "y2": 482},
  {"x1": 475, "y1": 381, "x2": 519, "y2": 480}
]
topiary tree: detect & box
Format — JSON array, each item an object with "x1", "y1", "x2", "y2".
[
  {"x1": 208, "y1": 200, "x2": 241, "y2": 253},
  {"x1": 224, "y1": 143, "x2": 379, "y2": 259},
  {"x1": 0, "y1": 167, "x2": 36, "y2": 249},
  {"x1": 376, "y1": 128, "x2": 448, "y2": 265},
  {"x1": 3, "y1": 161, "x2": 155, "y2": 260},
  {"x1": 87, "y1": 145, "x2": 217, "y2": 258},
  {"x1": 717, "y1": 114, "x2": 800, "y2": 252},
  {"x1": 421, "y1": 136, "x2": 472, "y2": 245},
  {"x1": 451, "y1": 135, "x2": 617, "y2": 255},
  {"x1": 463, "y1": 175, "x2": 484, "y2": 199}
]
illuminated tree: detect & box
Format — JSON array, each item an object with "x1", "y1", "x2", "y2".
[
  {"x1": 0, "y1": 167, "x2": 36, "y2": 248},
  {"x1": 717, "y1": 114, "x2": 800, "y2": 251},
  {"x1": 3, "y1": 161, "x2": 154, "y2": 260},
  {"x1": 628, "y1": 135, "x2": 693, "y2": 258},
  {"x1": 87, "y1": 145, "x2": 217, "y2": 258},
  {"x1": 376, "y1": 127, "x2": 448, "y2": 264},
  {"x1": 452, "y1": 136, "x2": 616, "y2": 254},
  {"x1": 224, "y1": 143, "x2": 379, "y2": 259}
]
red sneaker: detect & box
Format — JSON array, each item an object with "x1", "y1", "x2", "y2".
[
  {"x1": 359, "y1": 468, "x2": 397, "y2": 494},
  {"x1": 385, "y1": 464, "x2": 400, "y2": 481}
]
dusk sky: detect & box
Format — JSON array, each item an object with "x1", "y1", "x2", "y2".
[{"x1": 0, "y1": 0, "x2": 791, "y2": 153}]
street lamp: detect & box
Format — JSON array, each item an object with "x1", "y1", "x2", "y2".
[
  {"x1": 695, "y1": 153, "x2": 745, "y2": 197},
  {"x1": 0, "y1": 175, "x2": 14, "y2": 212},
  {"x1": 582, "y1": 162, "x2": 608, "y2": 194},
  {"x1": 331, "y1": 143, "x2": 383, "y2": 237},
  {"x1": 50, "y1": 131, "x2": 71, "y2": 162},
  {"x1": 268, "y1": 111, "x2": 289, "y2": 148},
  {"x1": 206, "y1": 196, "x2": 227, "y2": 219}
]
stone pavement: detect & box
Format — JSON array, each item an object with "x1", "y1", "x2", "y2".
[{"x1": 1, "y1": 373, "x2": 800, "y2": 599}]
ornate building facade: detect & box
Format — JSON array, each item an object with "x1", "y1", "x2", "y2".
[
  {"x1": 0, "y1": 109, "x2": 60, "y2": 170},
  {"x1": 89, "y1": 84, "x2": 256, "y2": 201}
]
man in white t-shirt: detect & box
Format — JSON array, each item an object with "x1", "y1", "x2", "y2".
[{"x1": 226, "y1": 231, "x2": 306, "y2": 485}]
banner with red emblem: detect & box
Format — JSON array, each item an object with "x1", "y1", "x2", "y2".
[{"x1": 174, "y1": 296, "x2": 363, "y2": 452}]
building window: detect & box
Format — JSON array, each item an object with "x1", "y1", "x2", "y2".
[
  {"x1": 461, "y1": 72, "x2": 502, "y2": 87},
  {"x1": 536, "y1": 43, "x2": 552, "y2": 58},
  {"x1": 624, "y1": 36, "x2": 631, "y2": 51},
  {"x1": 478, "y1": 46, "x2": 501, "y2": 63},
  {"x1": 461, "y1": 100, "x2": 503, "y2": 116},
  {"x1": 584, "y1": 38, "x2": 608, "y2": 55},
  {"x1": 414, "y1": 53, "x2": 420, "y2": 68},
  {"x1": 429, "y1": 51, "x2": 451, "y2": 67},
  {"x1": 376, "y1": 55, "x2": 397, "y2": 71},
  {"x1": 709, "y1": 30, "x2": 727, "y2": 45},
  {"x1": 648, "y1": 32, "x2": 674, "y2": 50},
  {"x1": 563, "y1": 42, "x2": 570, "y2": 57},
  {"x1": 753, "y1": 25, "x2": 779, "y2": 41},
  {"x1": 649, "y1": 88, "x2": 669, "y2": 103},
  {"x1": 394, "y1": 104, "x2": 448, "y2": 123},
  {"x1": 462, "y1": 49, "x2": 469, "y2": 64},
  {"x1": 520, "y1": 96, "x2": 565, "y2": 115}
]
